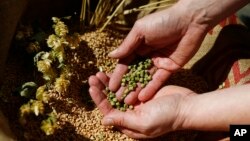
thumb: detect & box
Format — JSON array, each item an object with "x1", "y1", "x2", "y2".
[
  {"x1": 168, "y1": 26, "x2": 207, "y2": 66},
  {"x1": 102, "y1": 110, "x2": 140, "y2": 130},
  {"x1": 152, "y1": 55, "x2": 181, "y2": 72},
  {"x1": 108, "y1": 25, "x2": 144, "y2": 59}
]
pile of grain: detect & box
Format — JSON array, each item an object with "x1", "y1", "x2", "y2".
[{"x1": 0, "y1": 28, "x2": 208, "y2": 141}]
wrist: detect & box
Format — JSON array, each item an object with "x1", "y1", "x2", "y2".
[
  {"x1": 176, "y1": 0, "x2": 249, "y2": 31},
  {"x1": 175, "y1": 85, "x2": 250, "y2": 131},
  {"x1": 172, "y1": 93, "x2": 197, "y2": 131},
  {"x1": 174, "y1": 0, "x2": 211, "y2": 31}
]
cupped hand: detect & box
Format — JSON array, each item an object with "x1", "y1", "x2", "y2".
[
  {"x1": 108, "y1": 2, "x2": 209, "y2": 103},
  {"x1": 88, "y1": 72, "x2": 196, "y2": 139}
]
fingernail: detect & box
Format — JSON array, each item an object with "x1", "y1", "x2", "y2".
[
  {"x1": 108, "y1": 49, "x2": 117, "y2": 57},
  {"x1": 102, "y1": 118, "x2": 114, "y2": 126}
]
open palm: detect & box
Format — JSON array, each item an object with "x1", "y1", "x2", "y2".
[{"x1": 88, "y1": 72, "x2": 196, "y2": 139}]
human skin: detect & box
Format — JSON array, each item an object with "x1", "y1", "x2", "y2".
[
  {"x1": 89, "y1": 72, "x2": 250, "y2": 139},
  {"x1": 88, "y1": 0, "x2": 250, "y2": 139},
  {"x1": 107, "y1": 0, "x2": 250, "y2": 104}
]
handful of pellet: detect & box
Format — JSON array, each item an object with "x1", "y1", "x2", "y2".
[{"x1": 106, "y1": 58, "x2": 153, "y2": 111}]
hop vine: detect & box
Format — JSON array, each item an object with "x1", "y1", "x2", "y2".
[{"x1": 18, "y1": 17, "x2": 81, "y2": 135}]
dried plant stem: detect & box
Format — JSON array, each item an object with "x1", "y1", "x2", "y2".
[
  {"x1": 80, "y1": 0, "x2": 90, "y2": 25},
  {"x1": 86, "y1": 0, "x2": 90, "y2": 23},
  {"x1": 123, "y1": 0, "x2": 176, "y2": 15},
  {"x1": 139, "y1": 0, "x2": 176, "y2": 9},
  {"x1": 100, "y1": 0, "x2": 126, "y2": 31},
  {"x1": 80, "y1": 0, "x2": 86, "y2": 22},
  {"x1": 124, "y1": 4, "x2": 174, "y2": 15},
  {"x1": 89, "y1": 0, "x2": 103, "y2": 25},
  {"x1": 90, "y1": 0, "x2": 120, "y2": 27}
]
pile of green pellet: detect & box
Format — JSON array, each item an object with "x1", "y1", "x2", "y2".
[
  {"x1": 106, "y1": 58, "x2": 153, "y2": 111},
  {"x1": 106, "y1": 88, "x2": 134, "y2": 111}
]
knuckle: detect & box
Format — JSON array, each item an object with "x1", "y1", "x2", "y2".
[
  {"x1": 115, "y1": 116, "x2": 125, "y2": 126},
  {"x1": 133, "y1": 20, "x2": 144, "y2": 33}
]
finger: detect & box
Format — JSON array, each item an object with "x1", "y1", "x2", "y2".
[
  {"x1": 138, "y1": 69, "x2": 171, "y2": 102},
  {"x1": 151, "y1": 53, "x2": 181, "y2": 72},
  {"x1": 88, "y1": 75, "x2": 106, "y2": 90},
  {"x1": 124, "y1": 86, "x2": 141, "y2": 105},
  {"x1": 96, "y1": 72, "x2": 109, "y2": 87},
  {"x1": 109, "y1": 55, "x2": 135, "y2": 92},
  {"x1": 115, "y1": 82, "x2": 141, "y2": 104},
  {"x1": 168, "y1": 25, "x2": 206, "y2": 66},
  {"x1": 108, "y1": 64, "x2": 127, "y2": 92},
  {"x1": 89, "y1": 86, "x2": 112, "y2": 115},
  {"x1": 102, "y1": 110, "x2": 143, "y2": 131},
  {"x1": 108, "y1": 26, "x2": 144, "y2": 59},
  {"x1": 114, "y1": 86, "x2": 126, "y2": 101},
  {"x1": 119, "y1": 128, "x2": 152, "y2": 139}
]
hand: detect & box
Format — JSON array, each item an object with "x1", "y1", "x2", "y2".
[
  {"x1": 108, "y1": 2, "x2": 208, "y2": 103},
  {"x1": 88, "y1": 72, "x2": 196, "y2": 139}
]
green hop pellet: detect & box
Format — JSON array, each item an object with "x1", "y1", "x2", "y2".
[
  {"x1": 135, "y1": 77, "x2": 139, "y2": 81},
  {"x1": 112, "y1": 98, "x2": 117, "y2": 102},
  {"x1": 129, "y1": 105, "x2": 134, "y2": 110},
  {"x1": 147, "y1": 75, "x2": 152, "y2": 81},
  {"x1": 124, "y1": 89, "x2": 129, "y2": 95},
  {"x1": 121, "y1": 82, "x2": 126, "y2": 87},
  {"x1": 120, "y1": 107, "x2": 125, "y2": 112},
  {"x1": 116, "y1": 102, "x2": 120, "y2": 106},
  {"x1": 126, "y1": 77, "x2": 130, "y2": 81},
  {"x1": 139, "y1": 78, "x2": 143, "y2": 83},
  {"x1": 141, "y1": 83, "x2": 146, "y2": 88},
  {"x1": 124, "y1": 104, "x2": 128, "y2": 108},
  {"x1": 109, "y1": 93, "x2": 115, "y2": 98},
  {"x1": 110, "y1": 101, "x2": 115, "y2": 106}
]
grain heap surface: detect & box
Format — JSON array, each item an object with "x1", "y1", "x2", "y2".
[{"x1": 0, "y1": 28, "x2": 207, "y2": 141}]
